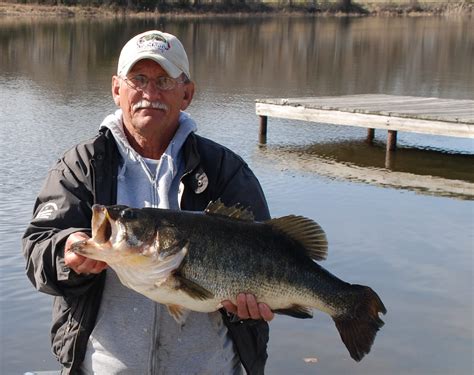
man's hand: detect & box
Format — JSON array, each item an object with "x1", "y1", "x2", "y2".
[
  {"x1": 222, "y1": 293, "x2": 274, "y2": 321},
  {"x1": 64, "y1": 232, "x2": 107, "y2": 275}
]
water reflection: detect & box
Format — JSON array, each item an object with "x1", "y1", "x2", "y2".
[
  {"x1": 1, "y1": 16, "x2": 473, "y2": 99},
  {"x1": 258, "y1": 141, "x2": 474, "y2": 200},
  {"x1": 1, "y1": 15, "x2": 473, "y2": 374}
]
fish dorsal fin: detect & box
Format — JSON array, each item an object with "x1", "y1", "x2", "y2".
[
  {"x1": 267, "y1": 215, "x2": 328, "y2": 261},
  {"x1": 205, "y1": 199, "x2": 254, "y2": 221}
]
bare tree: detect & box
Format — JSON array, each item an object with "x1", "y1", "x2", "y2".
[{"x1": 342, "y1": 0, "x2": 352, "y2": 10}]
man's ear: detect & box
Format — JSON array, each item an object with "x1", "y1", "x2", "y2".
[
  {"x1": 112, "y1": 76, "x2": 121, "y2": 106},
  {"x1": 180, "y1": 81, "x2": 195, "y2": 111}
]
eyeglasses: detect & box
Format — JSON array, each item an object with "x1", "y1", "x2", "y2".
[{"x1": 121, "y1": 74, "x2": 185, "y2": 91}]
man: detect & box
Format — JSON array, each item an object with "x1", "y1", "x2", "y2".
[{"x1": 23, "y1": 30, "x2": 273, "y2": 374}]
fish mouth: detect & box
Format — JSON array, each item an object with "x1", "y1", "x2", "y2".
[
  {"x1": 71, "y1": 205, "x2": 129, "y2": 262},
  {"x1": 71, "y1": 205, "x2": 120, "y2": 261},
  {"x1": 70, "y1": 238, "x2": 93, "y2": 256},
  {"x1": 91, "y1": 204, "x2": 113, "y2": 244}
]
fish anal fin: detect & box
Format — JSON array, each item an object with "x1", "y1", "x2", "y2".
[
  {"x1": 332, "y1": 285, "x2": 387, "y2": 361},
  {"x1": 267, "y1": 215, "x2": 328, "y2": 261},
  {"x1": 205, "y1": 199, "x2": 254, "y2": 221},
  {"x1": 274, "y1": 305, "x2": 313, "y2": 319},
  {"x1": 167, "y1": 304, "x2": 190, "y2": 325},
  {"x1": 173, "y1": 274, "x2": 214, "y2": 301}
]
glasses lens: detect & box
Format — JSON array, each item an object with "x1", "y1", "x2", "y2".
[
  {"x1": 124, "y1": 75, "x2": 180, "y2": 91},
  {"x1": 129, "y1": 75, "x2": 148, "y2": 90},
  {"x1": 156, "y1": 76, "x2": 176, "y2": 90}
]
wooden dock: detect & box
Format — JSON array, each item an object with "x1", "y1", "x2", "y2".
[{"x1": 256, "y1": 94, "x2": 474, "y2": 156}]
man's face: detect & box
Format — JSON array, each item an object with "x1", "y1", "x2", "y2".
[{"x1": 112, "y1": 59, "x2": 194, "y2": 143}]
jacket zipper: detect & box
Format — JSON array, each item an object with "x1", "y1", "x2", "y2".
[
  {"x1": 90, "y1": 156, "x2": 99, "y2": 204},
  {"x1": 149, "y1": 303, "x2": 159, "y2": 374}
]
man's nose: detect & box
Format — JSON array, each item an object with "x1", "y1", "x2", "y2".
[{"x1": 142, "y1": 80, "x2": 162, "y2": 97}]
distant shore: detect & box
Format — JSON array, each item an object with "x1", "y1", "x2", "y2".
[{"x1": 0, "y1": 1, "x2": 472, "y2": 18}]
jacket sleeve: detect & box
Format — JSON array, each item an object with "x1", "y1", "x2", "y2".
[{"x1": 22, "y1": 153, "x2": 98, "y2": 297}]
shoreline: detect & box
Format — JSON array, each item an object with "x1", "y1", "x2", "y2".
[{"x1": 0, "y1": 1, "x2": 472, "y2": 18}]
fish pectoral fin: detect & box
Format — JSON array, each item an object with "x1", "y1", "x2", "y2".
[
  {"x1": 266, "y1": 215, "x2": 328, "y2": 261},
  {"x1": 273, "y1": 304, "x2": 313, "y2": 319},
  {"x1": 173, "y1": 274, "x2": 214, "y2": 300},
  {"x1": 167, "y1": 304, "x2": 191, "y2": 325}
]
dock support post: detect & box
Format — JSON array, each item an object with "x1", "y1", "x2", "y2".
[
  {"x1": 366, "y1": 128, "x2": 375, "y2": 144},
  {"x1": 259, "y1": 115, "x2": 268, "y2": 144},
  {"x1": 385, "y1": 130, "x2": 397, "y2": 168},
  {"x1": 387, "y1": 130, "x2": 397, "y2": 152}
]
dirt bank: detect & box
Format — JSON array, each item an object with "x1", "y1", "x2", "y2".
[{"x1": 0, "y1": 1, "x2": 471, "y2": 18}]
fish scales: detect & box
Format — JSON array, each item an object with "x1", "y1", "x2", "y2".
[
  {"x1": 170, "y1": 211, "x2": 339, "y2": 309},
  {"x1": 72, "y1": 202, "x2": 387, "y2": 362}
]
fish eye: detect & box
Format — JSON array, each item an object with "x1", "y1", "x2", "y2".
[
  {"x1": 120, "y1": 209, "x2": 138, "y2": 220},
  {"x1": 106, "y1": 205, "x2": 128, "y2": 220}
]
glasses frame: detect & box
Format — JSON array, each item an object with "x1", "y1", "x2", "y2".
[{"x1": 121, "y1": 74, "x2": 186, "y2": 92}]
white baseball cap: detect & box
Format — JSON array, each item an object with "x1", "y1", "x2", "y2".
[{"x1": 117, "y1": 30, "x2": 190, "y2": 79}]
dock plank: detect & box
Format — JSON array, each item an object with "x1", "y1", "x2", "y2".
[{"x1": 256, "y1": 95, "x2": 474, "y2": 138}]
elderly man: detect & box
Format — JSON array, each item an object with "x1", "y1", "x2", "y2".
[{"x1": 23, "y1": 30, "x2": 273, "y2": 374}]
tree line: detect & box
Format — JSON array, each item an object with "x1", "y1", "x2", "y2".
[{"x1": 11, "y1": 0, "x2": 357, "y2": 13}]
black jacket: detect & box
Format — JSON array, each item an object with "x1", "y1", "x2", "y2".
[{"x1": 22, "y1": 128, "x2": 270, "y2": 374}]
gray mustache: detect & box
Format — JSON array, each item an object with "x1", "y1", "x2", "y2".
[{"x1": 132, "y1": 99, "x2": 168, "y2": 112}]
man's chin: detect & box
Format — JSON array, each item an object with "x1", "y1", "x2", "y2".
[
  {"x1": 130, "y1": 113, "x2": 168, "y2": 129},
  {"x1": 133, "y1": 109, "x2": 167, "y2": 121}
]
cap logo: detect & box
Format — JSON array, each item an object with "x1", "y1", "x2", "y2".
[{"x1": 137, "y1": 33, "x2": 171, "y2": 53}]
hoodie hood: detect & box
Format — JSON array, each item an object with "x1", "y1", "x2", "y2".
[
  {"x1": 99, "y1": 109, "x2": 197, "y2": 209},
  {"x1": 99, "y1": 109, "x2": 197, "y2": 163}
]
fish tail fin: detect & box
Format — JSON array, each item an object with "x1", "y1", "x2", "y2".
[{"x1": 332, "y1": 285, "x2": 387, "y2": 362}]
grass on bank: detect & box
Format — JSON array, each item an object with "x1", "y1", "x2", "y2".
[{"x1": 0, "y1": 1, "x2": 472, "y2": 17}]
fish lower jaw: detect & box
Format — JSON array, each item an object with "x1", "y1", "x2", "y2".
[{"x1": 73, "y1": 248, "x2": 102, "y2": 262}]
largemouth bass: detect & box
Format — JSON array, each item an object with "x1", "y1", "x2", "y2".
[{"x1": 72, "y1": 201, "x2": 386, "y2": 361}]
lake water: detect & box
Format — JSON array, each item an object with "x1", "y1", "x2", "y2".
[{"x1": 1, "y1": 15, "x2": 473, "y2": 374}]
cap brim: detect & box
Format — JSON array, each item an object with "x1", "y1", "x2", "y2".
[{"x1": 119, "y1": 53, "x2": 182, "y2": 79}]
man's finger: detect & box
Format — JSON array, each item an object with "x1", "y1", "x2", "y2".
[
  {"x1": 74, "y1": 258, "x2": 96, "y2": 274},
  {"x1": 258, "y1": 303, "x2": 274, "y2": 322},
  {"x1": 89, "y1": 261, "x2": 108, "y2": 274},
  {"x1": 246, "y1": 294, "x2": 260, "y2": 320},
  {"x1": 221, "y1": 300, "x2": 237, "y2": 315},
  {"x1": 64, "y1": 252, "x2": 87, "y2": 269},
  {"x1": 236, "y1": 293, "x2": 250, "y2": 319},
  {"x1": 65, "y1": 232, "x2": 90, "y2": 253}
]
